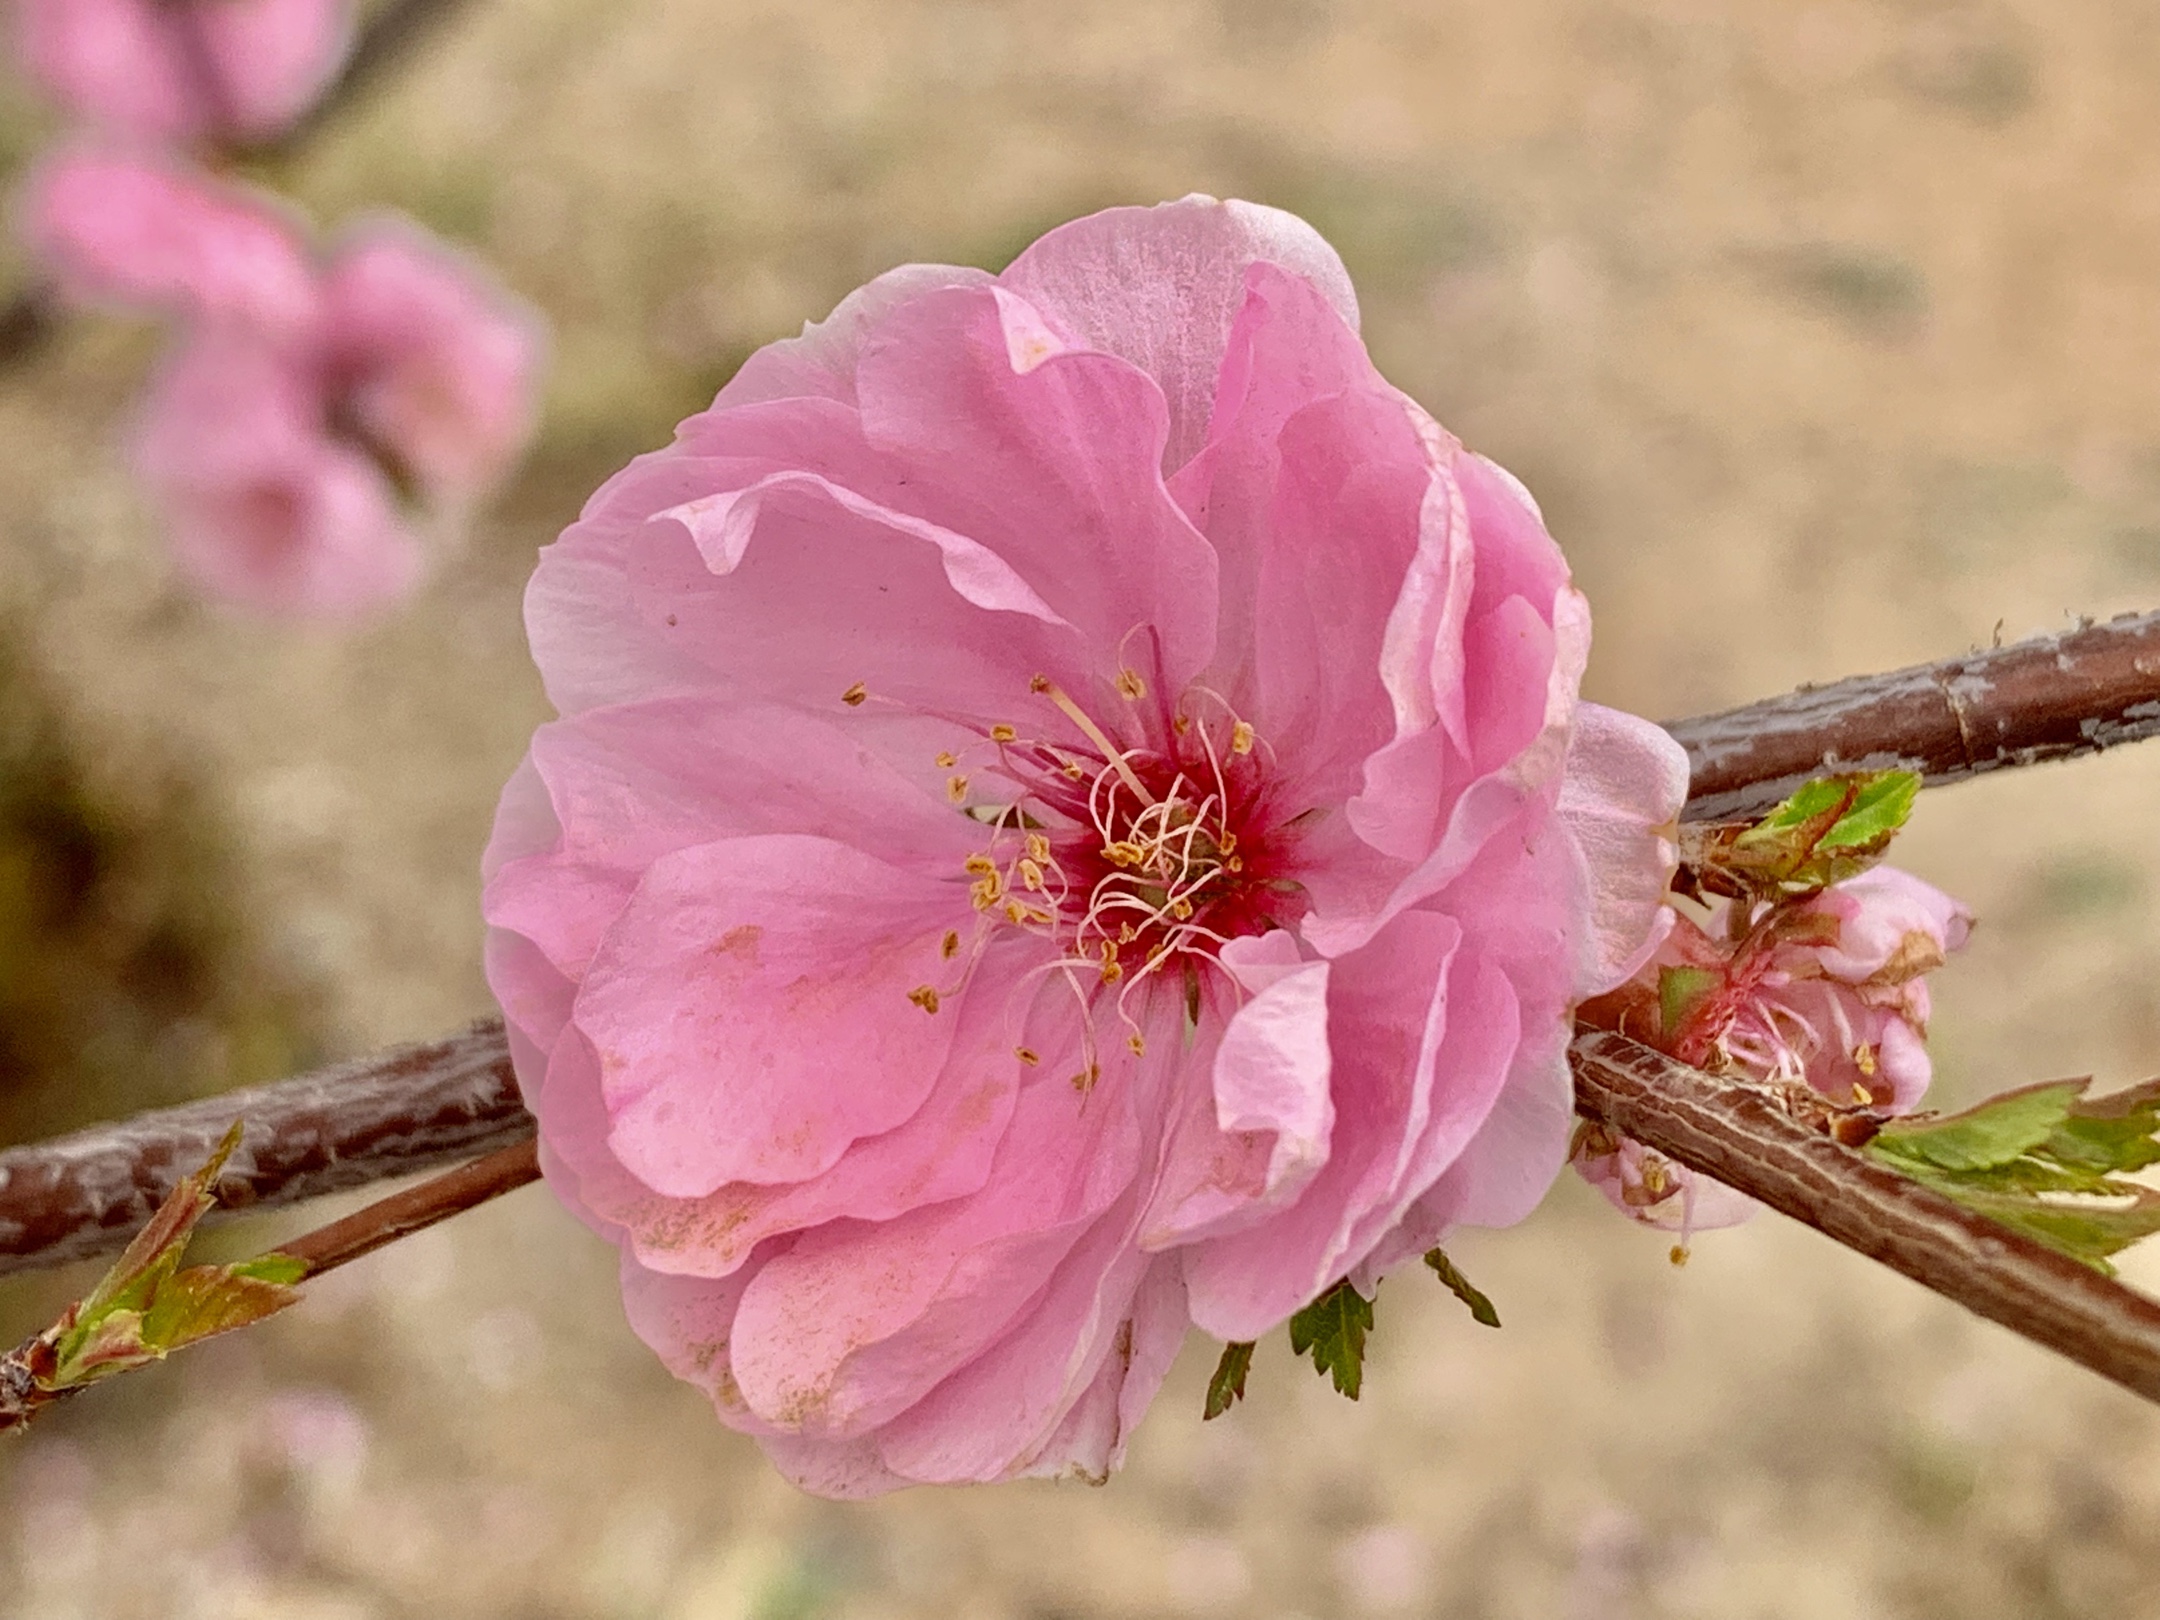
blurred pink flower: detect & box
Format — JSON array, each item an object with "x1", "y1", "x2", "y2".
[
  {"x1": 1574, "y1": 863, "x2": 1972, "y2": 1235},
  {"x1": 481, "y1": 195, "x2": 1688, "y2": 1494},
  {"x1": 133, "y1": 328, "x2": 422, "y2": 616},
  {"x1": 14, "y1": 0, "x2": 351, "y2": 146},
  {"x1": 21, "y1": 150, "x2": 544, "y2": 615}
]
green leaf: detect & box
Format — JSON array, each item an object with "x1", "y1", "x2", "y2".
[
  {"x1": 1204, "y1": 1341, "x2": 1254, "y2": 1420},
  {"x1": 1422, "y1": 1246, "x2": 1500, "y2": 1328},
  {"x1": 1288, "y1": 1278, "x2": 1374, "y2": 1400},
  {"x1": 228, "y1": 1253, "x2": 310, "y2": 1286},
  {"x1": 1689, "y1": 770, "x2": 1923, "y2": 899},
  {"x1": 1868, "y1": 1080, "x2": 2085, "y2": 1172},
  {"x1": 1657, "y1": 966, "x2": 1721, "y2": 1042},
  {"x1": 1868, "y1": 1075, "x2": 2160, "y2": 1273}
]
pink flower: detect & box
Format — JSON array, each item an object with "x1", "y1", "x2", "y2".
[
  {"x1": 14, "y1": 0, "x2": 351, "y2": 146},
  {"x1": 21, "y1": 151, "x2": 544, "y2": 615},
  {"x1": 481, "y1": 196, "x2": 1688, "y2": 1494},
  {"x1": 132, "y1": 328, "x2": 422, "y2": 616},
  {"x1": 1574, "y1": 863, "x2": 1971, "y2": 1234}
]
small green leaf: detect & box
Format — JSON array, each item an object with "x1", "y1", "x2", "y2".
[
  {"x1": 1868, "y1": 1080, "x2": 2085, "y2": 1172},
  {"x1": 228, "y1": 1253, "x2": 310, "y2": 1287},
  {"x1": 1422, "y1": 1247, "x2": 1500, "y2": 1328},
  {"x1": 1288, "y1": 1278, "x2": 1374, "y2": 1400},
  {"x1": 1657, "y1": 966, "x2": 1722, "y2": 1042},
  {"x1": 1204, "y1": 1341, "x2": 1254, "y2": 1420},
  {"x1": 1691, "y1": 770, "x2": 1924, "y2": 899}
]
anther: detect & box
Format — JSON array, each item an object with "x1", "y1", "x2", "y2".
[
  {"x1": 907, "y1": 986, "x2": 941, "y2": 1015},
  {"x1": 1126, "y1": 1032, "x2": 1146, "y2": 1057},
  {"x1": 990, "y1": 723, "x2": 1017, "y2": 743},
  {"x1": 1025, "y1": 833, "x2": 1051, "y2": 863},
  {"x1": 936, "y1": 751, "x2": 958, "y2": 768},
  {"x1": 841, "y1": 682, "x2": 868, "y2": 708},
  {"x1": 1071, "y1": 1062, "x2": 1100, "y2": 1094},
  {"x1": 1018, "y1": 858, "x2": 1045, "y2": 890},
  {"x1": 1116, "y1": 668, "x2": 1147, "y2": 701},
  {"x1": 1231, "y1": 720, "x2": 1255, "y2": 755},
  {"x1": 947, "y1": 774, "x2": 970, "y2": 804},
  {"x1": 1015, "y1": 1046, "x2": 1041, "y2": 1066},
  {"x1": 940, "y1": 930, "x2": 961, "y2": 960}
]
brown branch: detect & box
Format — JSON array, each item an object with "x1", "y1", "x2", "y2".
[
  {"x1": 1670, "y1": 608, "x2": 2160, "y2": 822},
  {"x1": 1571, "y1": 1030, "x2": 2160, "y2": 1402},
  {"x1": 277, "y1": 1136, "x2": 539, "y2": 1277},
  {"x1": 0, "y1": 1018, "x2": 529, "y2": 1278}
]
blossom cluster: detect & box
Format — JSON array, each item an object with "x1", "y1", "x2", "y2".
[
  {"x1": 10, "y1": 0, "x2": 544, "y2": 616},
  {"x1": 1572, "y1": 865, "x2": 1973, "y2": 1238}
]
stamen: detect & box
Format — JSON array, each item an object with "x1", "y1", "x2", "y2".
[
  {"x1": 990, "y1": 723, "x2": 1017, "y2": 743},
  {"x1": 907, "y1": 985, "x2": 941, "y2": 1014},
  {"x1": 1031, "y1": 675, "x2": 1155, "y2": 805},
  {"x1": 1116, "y1": 668, "x2": 1147, "y2": 701},
  {"x1": 1231, "y1": 720, "x2": 1255, "y2": 756},
  {"x1": 841, "y1": 682, "x2": 868, "y2": 708},
  {"x1": 936, "y1": 751, "x2": 958, "y2": 768},
  {"x1": 947, "y1": 774, "x2": 970, "y2": 804},
  {"x1": 940, "y1": 930, "x2": 961, "y2": 960},
  {"x1": 1015, "y1": 1046, "x2": 1040, "y2": 1065}
]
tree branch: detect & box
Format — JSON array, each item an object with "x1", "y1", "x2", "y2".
[
  {"x1": 1669, "y1": 608, "x2": 2160, "y2": 822},
  {"x1": 0, "y1": 1019, "x2": 527, "y2": 1278},
  {"x1": 1570, "y1": 1030, "x2": 2160, "y2": 1402}
]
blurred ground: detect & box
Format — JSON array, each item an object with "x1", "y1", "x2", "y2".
[{"x1": 6, "y1": 0, "x2": 2160, "y2": 1614}]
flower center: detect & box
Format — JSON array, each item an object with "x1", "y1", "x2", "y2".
[{"x1": 884, "y1": 665, "x2": 1298, "y2": 1087}]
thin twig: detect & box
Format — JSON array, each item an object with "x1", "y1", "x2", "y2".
[
  {"x1": 1670, "y1": 608, "x2": 2160, "y2": 822},
  {"x1": 277, "y1": 1136, "x2": 540, "y2": 1276},
  {"x1": 1571, "y1": 1030, "x2": 2160, "y2": 1402},
  {"x1": 0, "y1": 1019, "x2": 527, "y2": 1277}
]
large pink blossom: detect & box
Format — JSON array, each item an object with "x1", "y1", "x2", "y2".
[
  {"x1": 1574, "y1": 863, "x2": 1972, "y2": 1235},
  {"x1": 14, "y1": 0, "x2": 351, "y2": 146},
  {"x1": 482, "y1": 196, "x2": 1689, "y2": 1495},
  {"x1": 22, "y1": 150, "x2": 543, "y2": 615}
]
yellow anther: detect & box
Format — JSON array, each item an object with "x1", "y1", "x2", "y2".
[
  {"x1": 1231, "y1": 720, "x2": 1255, "y2": 756},
  {"x1": 990, "y1": 723, "x2": 1017, "y2": 743},
  {"x1": 907, "y1": 985, "x2": 941, "y2": 1015},
  {"x1": 970, "y1": 873, "x2": 1004, "y2": 911},
  {"x1": 936, "y1": 751, "x2": 958, "y2": 769},
  {"x1": 1061, "y1": 761, "x2": 1086, "y2": 781},
  {"x1": 1103, "y1": 841, "x2": 1143, "y2": 868},
  {"x1": 1029, "y1": 673, "x2": 1053, "y2": 693},
  {"x1": 1169, "y1": 899, "x2": 1194, "y2": 920},
  {"x1": 1118, "y1": 923, "x2": 1136, "y2": 943},
  {"x1": 1015, "y1": 1046, "x2": 1041, "y2": 1066},
  {"x1": 1071, "y1": 1062, "x2": 1100, "y2": 1094},
  {"x1": 1116, "y1": 668, "x2": 1147, "y2": 701},
  {"x1": 940, "y1": 930, "x2": 961, "y2": 960},
  {"x1": 1126, "y1": 1032, "x2": 1146, "y2": 1057},
  {"x1": 1018, "y1": 858, "x2": 1045, "y2": 890},
  {"x1": 1218, "y1": 831, "x2": 1237, "y2": 855},
  {"x1": 1854, "y1": 1043, "x2": 1879, "y2": 1077},
  {"x1": 1227, "y1": 855, "x2": 1245, "y2": 873},
  {"x1": 1669, "y1": 1244, "x2": 1691, "y2": 1268},
  {"x1": 841, "y1": 682, "x2": 868, "y2": 708},
  {"x1": 1099, "y1": 958, "x2": 1123, "y2": 985},
  {"x1": 964, "y1": 853, "x2": 997, "y2": 877},
  {"x1": 1172, "y1": 714, "x2": 1191, "y2": 736},
  {"x1": 1025, "y1": 833, "x2": 1051, "y2": 863},
  {"x1": 947, "y1": 775, "x2": 970, "y2": 804}
]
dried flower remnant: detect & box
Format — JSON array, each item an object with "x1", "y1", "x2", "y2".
[
  {"x1": 484, "y1": 195, "x2": 1689, "y2": 1494},
  {"x1": 13, "y1": 0, "x2": 353, "y2": 147},
  {"x1": 1574, "y1": 862, "x2": 1972, "y2": 1241},
  {"x1": 21, "y1": 150, "x2": 544, "y2": 616}
]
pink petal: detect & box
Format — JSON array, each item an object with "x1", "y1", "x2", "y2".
[
  {"x1": 1001, "y1": 195, "x2": 1359, "y2": 473},
  {"x1": 21, "y1": 145, "x2": 318, "y2": 332},
  {"x1": 321, "y1": 219, "x2": 545, "y2": 500},
  {"x1": 13, "y1": 0, "x2": 199, "y2": 140},
  {"x1": 1556, "y1": 702, "x2": 1689, "y2": 996},
  {"x1": 714, "y1": 262, "x2": 996, "y2": 409},
  {"x1": 573, "y1": 834, "x2": 970, "y2": 1197},
  {"x1": 850, "y1": 282, "x2": 1221, "y2": 690},
  {"x1": 188, "y1": 0, "x2": 351, "y2": 139}
]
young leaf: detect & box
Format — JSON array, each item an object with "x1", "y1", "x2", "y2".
[
  {"x1": 1685, "y1": 770, "x2": 1922, "y2": 899},
  {"x1": 1204, "y1": 1341, "x2": 1255, "y2": 1420},
  {"x1": 1867, "y1": 1080, "x2": 2085, "y2": 1173},
  {"x1": 1867, "y1": 1075, "x2": 2160, "y2": 1273},
  {"x1": 1422, "y1": 1246, "x2": 1500, "y2": 1328},
  {"x1": 1288, "y1": 1278, "x2": 1375, "y2": 1400}
]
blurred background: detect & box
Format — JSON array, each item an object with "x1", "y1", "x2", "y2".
[{"x1": 6, "y1": 0, "x2": 2160, "y2": 1614}]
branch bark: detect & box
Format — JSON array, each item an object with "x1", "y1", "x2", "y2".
[
  {"x1": 1669, "y1": 608, "x2": 2160, "y2": 822},
  {"x1": 0, "y1": 1019, "x2": 527, "y2": 1277},
  {"x1": 1570, "y1": 1030, "x2": 2160, "y2": 1402}
]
